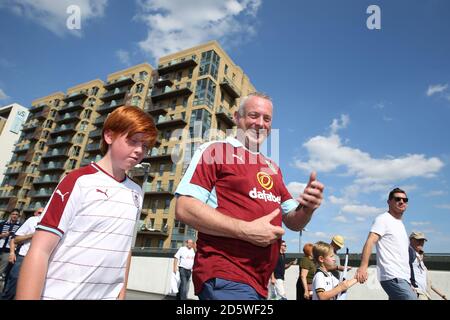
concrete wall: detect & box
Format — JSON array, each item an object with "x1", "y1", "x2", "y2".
[
  {"x1": 127, "y1": 256, "x2": 450, "y2": 300},
  {"x1": 0, "y1": 103, "x2": 29, "y2": 183}
]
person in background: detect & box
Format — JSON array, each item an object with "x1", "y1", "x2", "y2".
[
  {"x1": 296, "y1": 243, "x2": 316, "y2": 300},
  {"x1": 173, "y1": 239, "x2": 196, "y2": 300},
  {"x1": 269, "y1": 240, "x2": 297, "y2": 300}
]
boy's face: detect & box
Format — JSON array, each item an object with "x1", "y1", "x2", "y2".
[
  {"x1": 106, "y1": 131, "x2": 149, "y2": 171},
  {"x1": 320, "y1": 251, "x2": 336, "y2": 271}
]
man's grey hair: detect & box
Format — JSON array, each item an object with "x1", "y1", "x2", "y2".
[{"x1": 238, "y1": 92, "x2": 272, "y2": 116}]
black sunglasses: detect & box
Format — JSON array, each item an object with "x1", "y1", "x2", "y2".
[{"x1": 394, "y1": 196, "x2": 408, "y2": 203}]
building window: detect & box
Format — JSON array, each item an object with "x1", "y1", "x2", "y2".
[
  {"x1": 45, "y1": 120, "x2": 53, "y2": 129},
  {"x1": 159, "y1": 163, "x2": 165, "y2": 176},
  {"x1": 139, "y1": 71, "x2": 148, "y2": 81},
  {"x1": 75, "y1": 133, "x2": 84, "y2": 144},
  {"x1": 188, "y1": 68, "x2": 193, "y2": 79},
  {"x1": 170, "y1": 99, "x2": 176, "y2": 110},
  {"x1": 69, "y1": 159, "x2": 77, "y2": 169},
  {"x1": 198, "y1": 50, "x2": 220, "y2": 79},
  {"x1": 38, "y1": 141, "x2": 45, "y2": 150},
  {"x1": 72, "y1": 146, "x2": 81, "y2": 157},
  {"x1": 88, "y1": 97, "x2": 96, "y2": 107},
  {"x1": 151, "y1": 200, "x2": 158, "y2": 213},
  {"x1": 80, "y1": 122, "x2": 88, "y2": 131},
  {"x1": 164, "y1": 199, "x2": 171, "y2": 213},
  {"x1": 136, "y1": 83, "x2": 144, "y2": 94},
  {"x1": 224, "y1": 64, "x2": 228, "y2": 75},
  {"x1": 91, "y1": 87, "x2": 99, "y2": 96},
  {"x1": 176, "y1": 72, "x2": 182, "y2": 82},
  {"x1": 83, "y1": 109, "x2": 92, "y2": 119},
  {"x1": 42, "y1": 130, "x2": 50, "y2": 139},
  {"x1": 189, "y1": 108, "x2": 211, "y2": 139},
  {"x1": 131, "y1": 96, "x2": 141, "y2": 107},
  {"x1": 50, "y1": 109, "x2": 57, "y2": 118},
  {"x1": 193, "y1": 78, "x2": 216, "y2": 108},
  {"x1": 168, "y1": 180, "x2": 174, "y2": 192},
  {"x1": 182, "y1": 97, "x2": 188, "y2": 108},
  {"x1": 170, "y1": 163, "x2": 176, "y2": 175}
]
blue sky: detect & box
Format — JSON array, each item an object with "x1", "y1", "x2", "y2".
[{"x1": 0, "y1": 0, "x2": 449, "y2": 253}]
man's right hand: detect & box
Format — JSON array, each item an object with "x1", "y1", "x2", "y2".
[
  {"x1": 355, "y1": 267, "x2": 368, "y2": 284},
  {"x1": 237, "y1": 209, "x2": 284, "y2": 247}
]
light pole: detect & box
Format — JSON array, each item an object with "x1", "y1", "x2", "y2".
[
  {"x1": 131, "y1": 162, "x2": 150, "y2": 248},
  {"x1": 299, "y1": 228, "x2": 308, "y2": 254}
]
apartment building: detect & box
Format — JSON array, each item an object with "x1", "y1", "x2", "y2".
[{"x1": 0, "y1": 41, "x2": 255, "y2": 249}]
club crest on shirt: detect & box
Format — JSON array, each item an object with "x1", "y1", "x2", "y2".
[{"x1": 132, "y1": 190, "x2": 141, "y2": 208}]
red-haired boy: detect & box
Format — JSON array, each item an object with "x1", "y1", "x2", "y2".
[{"x1": 16, "y1": 106, "x2": 157, "y2": 300}]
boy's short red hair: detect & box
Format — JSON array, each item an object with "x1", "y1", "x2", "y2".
[{"x1": 100, "y1": 105, "x2": 157, "y2": 155}]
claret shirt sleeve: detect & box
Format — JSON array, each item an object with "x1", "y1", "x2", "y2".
[
  {"x1": 175, "y1": 142, "x2": 222, "y2": 204},
  {"x1": 37, "y1": 173, "x2": 83, "y2": 238}
]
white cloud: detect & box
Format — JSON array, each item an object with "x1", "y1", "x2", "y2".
[
  {"x1": 294, "y1": 116, "x2": 444, "y2": 185},
  {"x1": 0, "y1": 88, "x2": 9, "y2": 100},
  {"x1": 410, "y1": 221, "x2": 431, "y2": 226},
  {"x1": 0, "y1": 0, "x2": 108, "y2": 36},
  {"x1": 435, "y1": 204, "x2": 450, "y2": 210},
  {"x1": 332, "y1": 215, "x2": 349, "y2": 223},
  {"x1": 330, "y1": 114, "x2": 349, "y2": 135},
  {"x1": 426, "y1": 83, "x2": 448, "y2": 97},
  {"x1": 341, "y1": 204, "x2": 384, "y2": 217},
  {"x1": 135, "y1": 0, "x2": 261, "y2": 59},
  {"x1": 311, "y1": 231, "x2": 328, "y2": 238},
  {"x1": 355, "y1": 217, "x2": 366, "y2": 222},
  {"x1": 116, "y1": 49, "x2": 131, "y2": 66},
  {"x1": 286, "y1": 181, "x2": 307, "y2": 199},
  {"x1": 424, "y1": 190, "x2": 446, "y2": 197},
  {"x1": 328, "y1": 195, "x2": 348, "y2": 205}
]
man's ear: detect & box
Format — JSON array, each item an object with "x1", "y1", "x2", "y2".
[{"x1": 234, "y1": 111, "x2": 240, "y2": 124}]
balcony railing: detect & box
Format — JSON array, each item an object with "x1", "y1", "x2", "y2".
[
  {"x1": 33, "y1": 175, "x2": 61, "y2": 185},
  {"x1": 93, "y1": 114, "x2": 109, "y2": 125},
  {"x1": 56, "y1": 111, "x2": 82, "y2": 123},
  {"x1": 153, "y1": 75, "x2": 173, "y2": 88},
  {"x1": 29, "y1": 189, "x2": 54, "y2": 198},
  {"x1": 157, "y1": 56, "x2": 198, "y2": 75},
  {"x1": 88, "y1": 129, "x2": 102, "y2": 139},
  {"x1": 138, "y1": 223, "x2": 170, "y2": 237},
  {"x1": 39, "y1": 161, "x2": 66, "y2": 172},
  {"x1": 144, "y1": 103, "x2": 168, "y2": 115},
  {"x1": 143, "y1": 183, "x2": 175, "y2": 195},
  {"x1": 215, "y1": 106, "x2": 236, "y2": 127},
  {"x1": 220, "y1": 76, "x2": 241, "y2": 99},
  {"x1": 63, "y1": 91, "x2": 88, "y2": 102},
  {"x1": 59, "y1": 99, "x2": 84, "y2": 113},
  {"x1": 100, "y1": 87, "x2": 129, "y2": 101},
  {"x1": 104, "y1": 76, "x2": 135, "y2": 90},
  {"x1": 97, "y1": 98, "x2": 125, "y2": 114},
  {"x1": 85, "y1": 143, "x2": 101, "y2": 152},
  {"x1": 4, "y1": 167, "x2": 22, "y2": 175},
  {"x1": 154, "y1": 113, "x2": 187, "y2": 129},
  {"x1": 14, "y1": 144, "x2": 31, "y2": 153},
  {"x1": 51, "y1": 123, "x2": 77, "y2": 136},
  {"x1": 144, "y1": 147, "x2": 175, "y2": 161},
  {"x1": 22, "y1": 122, "x2": 39, "y2": 132},
  {"x1": 151, "y1": 83, "x2": 192, "y2": 102},
  {"x1": 42, "y1": 148, "x2": 69, "y2": 159},
  {"x1": 47, "y1": 136, "x2": 73, "y2": 147}
]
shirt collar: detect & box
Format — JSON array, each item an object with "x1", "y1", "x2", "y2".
[{"x1": 226, "y1": 136, "x2": 260, "y2": 155}]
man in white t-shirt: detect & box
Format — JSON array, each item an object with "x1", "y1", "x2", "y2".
[
  {"x1": 1, "y1": 208, "x2": 44, "y2": 300},
  {"x1": 356, "y1": 188, "x2": 417, "y2": 300},
  {"x1": 173, "y1": 239, "x2": 196, "y2": 300}
]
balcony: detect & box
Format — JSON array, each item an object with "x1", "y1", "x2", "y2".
[
  {"x1": 0, "y1": 197, "x2": 18, "y2": 212},
  {"x1": 216, "y1": 106, "x2": 236, "y2": 127},
  {"x1": 51, "y1": 123, "x2": 77, "y2": 136},
  {"x1": 32, "y1": 109, "x2": 50, "y2": 120},
  {"x1": 155, "y1": 113, "x2": 187, "y2": 129},
  {"x1": 23, "y1": 202, "x2": 45, "y2": 213},
  {"x1": 29, "y1": 127, "x2": 43, "y2": 141},
  {"x1": 88, "y1": 129, "x2": 102, "y2": 139},
  {"x1": 56, "y1": 111, "x2": 82, "y2": 123},
  {"x1": 143, "y1": 183, "x2": 174, "y2": 196},
  {"x1": 39, "y1": 161, "x2": 66, "y2": 172},
  {"x1": 22, "y1": 122, "x2": 39, "y2": 132},
  {"x1": 144, "y1": 103, "x2": 168, "y2": 116},
  {"x1": 16, "y1": 172, "x2": 29, "y2": 187},
  {"x1": 97, "y1": 98, "x2": 125, "y2": 114},
  {"x1": 138, "y1": 223, "x2": 170, "y2": 237},
  {"x1": 59, "y1": 99, "x2": 84, "y2": 113},
  {"x1": 158, "y1": 56, "x2": 198, "y2": 75},
  {"x1": 85, "y1": 142, "x2": 101, "y2": 153},
  {"x1": 33, "y1": 175, "x2": 61, "y2": 185},
  {"x1": 144, "y1": 148, "x2": 174, "y2": 162},
  {"x1": 220, "y1": 76, "x2": 241, "y2": 99},
  {"x1": 80, "y1": 155, "x2": 101, "y2": 167},
  {"x1": 42, "y1": 148, "x2": 69, "y2": 160},
  {"x1": 64, "y1": 91, "x2": 88, "y2": 102},
  {"x1": 104, "y1": 76, "x2": 135, "y2": 90},
  {"x1": 47, "y1": 136, "x2": 73, "y2": 147},
  {"x1": 153, "y1": 75, "x2": 173, "y2": 88},
  {"x1": 29, "y1": 103, "x2": 47, "y2": 113},
  {"x1": 93, "y1": 114, "x2": 109, "y2": 125},
  {"x1": 0, "y1": 191, "x2": 18, "y2": 199},
  {"x1": 14, "y1": 144, "x2": 31, "y2": 153},
  {"x1": 151, "y1": 83, "x2": 193, "y2": 103},
  {"x1": 100, "y1": 87, "x2": 129, "y2": 102},
  {"x1": 4, "y1": 167, "x2": 22, "y2": 176},
  {"x1": 2, "y1": 179, "x2": 17, "y2": 187},
  {"x1": 29, "y1": 189, "x2": 54, "y2": 198}
]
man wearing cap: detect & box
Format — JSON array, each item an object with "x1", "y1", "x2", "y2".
[
  {"x1": 330, "y1": 235, "x2": 351, "y2": 279},
  {"x1": 409, "y1": 232, "x2": 447, "y2": 300},
  {"x1": 356, "y1": 187, "x2": 417, "y2": 300}
]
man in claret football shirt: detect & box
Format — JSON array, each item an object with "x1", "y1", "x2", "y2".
[{"x1": 175, "y1": 92, "x2": 324, "y2": 300}]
